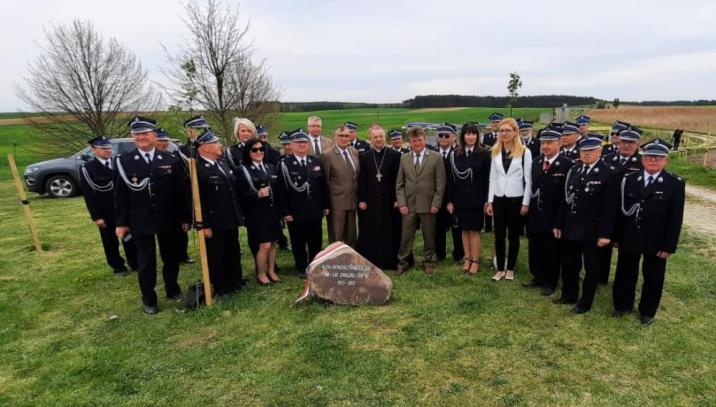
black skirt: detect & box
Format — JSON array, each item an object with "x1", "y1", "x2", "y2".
[
  {"x1": 454, "y1": 207, "x2": 484, "y2": 231},
  {"x1": 247, "y1": 219, "x2": 282, "y2": 245}
]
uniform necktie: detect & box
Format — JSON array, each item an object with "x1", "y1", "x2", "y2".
[
  {"x1": 216, "y1": 162, "x2": 227, "y2": 177},
  {"x1": 443, "y1": 151, "x2": 447, "y2": 159},
  {"x1": 646, "y1": 175, "x2": 654, "y2": 187},
  {"x1": 314, "y1": 139, "x2": 320, "y2": 155},
  {"x1": 543, "y1": 160, "x2": 550, "y2": 172},
  {"x1": 144, "y1": 153, "x2": 152, "y2": 164},
  {"x1": 105, "y1": 161, "x2": 111, "y2": 170},
  {"x1": 300, "y1": 158, "x2": 306, "y2": 169},
  {"x1": 466, "y1": 149, "x2": 471, "y2": 158},
  {"x1": 620, "y1": 157, "x2": 627, "y2": 166}
]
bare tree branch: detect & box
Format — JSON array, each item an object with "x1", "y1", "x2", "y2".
[{"x1": 15, "y1": 19, "x2": 159, "y2": 155}]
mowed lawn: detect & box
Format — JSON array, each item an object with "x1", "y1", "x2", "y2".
[{"x1": 1, "y1": 108, "x2": 715, "y2": 406}]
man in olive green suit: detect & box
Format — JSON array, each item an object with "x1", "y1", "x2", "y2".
[{"x1": 396, "y1": 127, "x2": 446, "y2": 274}]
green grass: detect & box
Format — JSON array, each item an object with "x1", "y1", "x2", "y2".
[
  {"x1": 1, "y1": 178, "x2": 715, "y2": 406},
  {"x1": 668, "y1": 154, "x2": 716, "y2": 190},
  {"x1": 1, "y1": 108, "x2": 715, "y2": 405}
]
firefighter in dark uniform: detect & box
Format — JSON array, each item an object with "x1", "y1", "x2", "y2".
[
  {"x1": 523, "y1": 129, "x2": 573, "y2": 295},
  {"x1": 257, "y1": 124, "x2": 282, "y2": 165},
  {"x1": 559, "y1": 121, "x2": 581, "y2": 162},
  {"x1": 482, "y1": 112, "x2": 502, "y2": 148},
  {"x1": 275, "y1": 131, "x2": 293, "y2": 251},
  {"x1": 194, "y1": 130, "x2": 245, "y2": 297},
  {"x1": 553, "y1": 136, "x2": 617, "y2": 314},
  {"x1": 389, "y1": 129, "x2": 410, "y2": 154},
  {"x1": 519, "y1": 120, "x2": 541, "y2": 161},
  {"x1": 79, "y1": 136, "x2": 137, "y2": 276},
  {"x1": 604, "y1": 120, "x2": 631, "y2": 156},
  {"x1": 434, "y1": 124, "x2": 464, "y2": 262},
  {"x1": 277, "y1": 130, "x2": 331, "y2": 277},
  {"x1": 598, "y1": 127, "x2": 644, "y2": 284},
  {"x1": 611, "y1": 139, "x2": 685, "y2": 325},
  {"x1": 114, "y1": 117, "x2": 191, "y2": 315},
  {"x1": 180, "y1": 115, "x2": 210, "y2": 159},
  {"x1": 576, "y1": 115, "x2": 591, "y2": 139},
  {"x1": 346, "y1": 121, "x2": 370, "y2": 154},
  {"x1": 158, "y1": 127, "x2": 194, "y2": 264}
]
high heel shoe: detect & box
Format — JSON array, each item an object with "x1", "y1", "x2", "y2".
[
  {"x1": 268, "y1": 273, "x2": 282, "y2": 283},
  {"x1": 462, "y1": 257, "x2": 471, "y2": 272},
  {"x1": 467, "y1": 259, "x2": 479, "y2": 275},
  {"x1": 256, "y1": 273, "x2": 271, "y2": 286}
]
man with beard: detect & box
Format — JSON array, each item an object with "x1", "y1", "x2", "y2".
[{"x1": 357, "y1": 125, "x2": 402, "y2": 269}]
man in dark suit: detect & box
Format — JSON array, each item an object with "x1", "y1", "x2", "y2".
[
  {"x1": 610, "y1": 139, "x2": 685, "y2": 325},
  {"x1": 307, "y1": 116, "x2": 334, "y2": 156},
  {"x1": 114, "y1": 117, "x2": 191, "y2": 314},
  {"x1": 559, "y1": 122, "x2": 581, "y2": 162},
  {"x1": 524, "y1": 129, "x2": 573, "y2": 295},
  {"x1": 346, "y1": 121, "x2": 370, "y2": 154},
  {"x1": 79, "y1": 136, "x2": 137, "y2": 276},
  {"x1": 257, "y1": 124, "x2": 282, "y2": 165},
  {"x1": 482, "y1": 112, "x2": 503, "y2": 148},
  {"x1": 604, "y1": 121, "x2": 631, "y2": 156},
  {"x1": 180, "y1": 115, "x2": 210, "y2": 159},
  {"x1": 277, "y1": 130, "x2": 331, "y2": 277},
  {"x1": 195, "y1": 130, "x2": 245, "y2": 298},
  {"x1": 576, "y1": 115, "x2": 591, "y2": 138},
  {"x1": 553, "y1": 136, "x2": 617, "y2": 314},
  {"x1": 434, "y1": 124, "x2": 464, "y2": 262}
]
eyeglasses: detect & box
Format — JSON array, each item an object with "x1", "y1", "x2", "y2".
[
  {"x1": 644, "y1": 155, "x2": 666, "y2": 161},
  {"x1": 437, "y1": 134, "x2": 451, "y2": 138},
  {"x1": 251, "y1": 147, "x2": 265, "y2": 153}
]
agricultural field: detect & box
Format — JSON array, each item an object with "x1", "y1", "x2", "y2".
[
  {"x1": 0, "y1": 107, "x2": 715, "y2": 406},
  {"x1": 586, "y1": 106, "x2": 716, "y2": 134}
]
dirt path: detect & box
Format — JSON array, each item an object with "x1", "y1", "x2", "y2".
[{"x1": 683, "y1": 185, "x2": 716, "y2": 260}]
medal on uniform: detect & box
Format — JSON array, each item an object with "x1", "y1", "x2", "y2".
[{"x1": 134, "y1": 155, "x2": 139, "y2": 160}]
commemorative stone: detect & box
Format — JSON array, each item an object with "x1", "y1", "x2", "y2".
[{"x1": 293, "y1": 242, "x2": 392, "y2": 305}]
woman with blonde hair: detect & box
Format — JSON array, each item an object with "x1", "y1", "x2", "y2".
[
  {"x1": 226, "y1": 117, "x2": 257, "y2": 168},
  {"x1": 484, "y1": 118, "x2": 532, "y2": 282}
]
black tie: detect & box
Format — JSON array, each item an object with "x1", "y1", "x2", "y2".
[
  {"x1": 443, "y1": 152, "x2": 447, "y2": 159},
  {"x1": 300, "y1": 158, "x2": 307, "y2": 176},
  {"x1": 314, "y1": 139, "x2": 320, "y2": 155},
  {"x1": 620, "y1": 157, "x2": 627, "y2": 166},
  {"x1": 144, "y1": 153, "x2": 151, "y2": 164},
  {"x1": 466, "y1": 150, "x2": 471, "y2": 158},
  {"x1": 105, "y1": 161, "x2": 111, "y2": 170},
  {"x1": 646, "y1": 175, "x2": 654, "y2": 187}
]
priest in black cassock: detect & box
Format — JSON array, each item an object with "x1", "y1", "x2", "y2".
[{"x1": 357, "y1": 125, "x2": 402, "y2": 269}]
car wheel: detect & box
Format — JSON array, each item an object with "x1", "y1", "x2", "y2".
[{"x1": 45, "y1": 175, "x2": 77, "y2": 198}]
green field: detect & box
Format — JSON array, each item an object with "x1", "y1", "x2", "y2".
[{"x1": 1, "y1": 108, "x2": 715, "y2": 405}]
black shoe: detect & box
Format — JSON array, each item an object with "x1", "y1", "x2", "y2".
[
  {"x1": 541, "y1": 287, "x2": 556, "y2": 296},
  {"x1": 553, "y1": 298, "x2": 574, "y2": 305},
  {"x1": 143, "y1": 305, "x2": 159, "y2": 315},
  {"x1": 113, "y1": 268, "x2": 129, "y2": 276},
  {"x1": 167, "y1": 292, "x2": 183, "y2": 301},
  {"x1": 521, "y1": 279, "x2": 540, "y2": 288},
  {"x1": 611, "y1": 309, "x2": 629, "y2": 317},
  {"x1": 217, "y1": 293, "x2": 232, "y2": 301},
  {"x1": 639, "y1": 314, "x2": 655, "y2": 326},
  {"x1": 180, "y1": 257, "x2": 195, "y2": 264},
  {"x1": 570, "y1": 306, "x2": 589, "y2": 314}
]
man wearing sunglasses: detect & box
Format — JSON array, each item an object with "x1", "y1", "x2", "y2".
[{"x1": 434, "y1": 124, "x2": 464, "y2": 263}]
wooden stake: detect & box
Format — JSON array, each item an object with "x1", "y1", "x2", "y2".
[
  {"x1": 188, "y1": 157, "x2": 213, "y2": 306},
  {"x1": 7, "y1": 154, "x2": 42, "y2": 252}
]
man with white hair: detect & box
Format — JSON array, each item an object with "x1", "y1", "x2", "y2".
[{"x1": 307, "y1": 116, "x2": 334, "y2": 156}]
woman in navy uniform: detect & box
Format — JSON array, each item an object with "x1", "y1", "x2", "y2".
[
  {"x1": 524, "y1": 129, "x2": 573, "y2": 295},
  {"x1": 610, "y1": 139, "x2": 685, "y2": 325},
  {"x1": 237, "y1": 139, "x2": 282, "y2": 285},
  {"x1": 446, "y1": 122, "x2": 491, "y2": 274},
  {"x1": 79, "y1": 136, "x2": 137, "y2": 276},
  {"x1": 195, "y1": 130, "x2": 245, "y2": 297}
]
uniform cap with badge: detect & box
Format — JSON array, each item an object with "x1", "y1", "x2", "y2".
[
  {"x1": 641, "y1": 138, "x2": 672, "y2": 156},
  {"x1": 620, "y1": 126, "x2": 643, "y2": 141},
  {"x1": 129, "y1": 116, "x2": 157, "y2": 134},
  {"x1": 488, "y1": 112, "x2": 504, "y2": 122},
  {"x1": 344, "y1": 121, "x2": 358, "y2": 131},
  {"x1": 576, "y1": 115, "x2": 591, "y2": 125},
  {"x1": 290, "y1": 129, "x2": 310, "y2": 142},
  {"x1": 183, "y1": 115, "x2": 210, "y2": 129},
  {"x1": 88, "y1": 135, "x2": 112, "y2": 149},
  {"x1": 561, "y1": 122, "x2": 580, "y2": 135},
  {"x1": 389, "y1": 129, "x2": 403, "y2": 140},
  {"x1": 577, "y1": 136, "x2": 603, "y2": 150}
]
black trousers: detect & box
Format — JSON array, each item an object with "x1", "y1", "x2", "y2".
[
  {"x1": 98, "y1": 223, "x2": 137, "y2": 271},
  {"x1": 436, "y1": 208, "x2": 464, "y2": 261},
  {"x1": 134, "y1": 232, "x2": 182, "y2": 307},
  {"x1": 287, "y1": 220, "x2": 323, "y2": 274},
  {"x1": 527, "y1": 229, "x2": 561, "y2": 289},
  {"x1": 178, "y1": 231, "x2": 190, "y2": 260},
  {"x1": 493, "y1": 197, "x2": 524, "y2": 271},
  {"x1": 613, "y1": 250, "x2": 667, "y2": 318},
  {"x1": 597, "y1": 244, "x2": 613, "y2": 284},
  {"x1": 560, "y1": 239, "x2": 602, "y2": 308},
  {"x1": 205, "y1": 228, "x2": 243, "y2": 295}
]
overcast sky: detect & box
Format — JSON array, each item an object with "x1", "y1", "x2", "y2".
[{"x1": 1, "y1": 0, "x2": 715, "y2": 111}]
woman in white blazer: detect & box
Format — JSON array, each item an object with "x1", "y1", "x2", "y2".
[{"x1": 485, "y1": 118, "x2": 532, "y2": 281}]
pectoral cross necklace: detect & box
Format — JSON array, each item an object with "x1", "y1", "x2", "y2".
[{"x1": 373, "y1": 148, "x2": 386, "y2": 182}]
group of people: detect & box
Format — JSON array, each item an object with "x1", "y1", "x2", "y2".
[{"x1": 79, "y1": 112, "x2": 685, "y2": 324}]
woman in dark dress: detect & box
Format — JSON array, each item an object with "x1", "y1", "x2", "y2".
[
  {"x1": 237, "y1": 139, "x2": 282, "y2": 285},
  {"x1": 446, "y1": 122, "x2": 491, "y2": 274}
]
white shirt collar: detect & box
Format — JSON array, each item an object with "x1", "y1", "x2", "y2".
[
  {"x1": 294, "y1": 153, "x2": 307, "y2": 162},
  {"x1": 139, "y1": 147, "x2": 155, "y2": 157},
  {"x1": 252, "y1": 160, "x2": 264, "y2": 167},
  {"x1": 97, "y1": 157, "x2": 111, "y2": 166},
  {"x1": 544, "y1": 154, "x2": 558, "y2": 164},
  {"x1": 644, "y1": 170, "x2": 661, "y2": 180},
  {"x1": 200, "y1": 155, "x2": 216, "y2": 165}
]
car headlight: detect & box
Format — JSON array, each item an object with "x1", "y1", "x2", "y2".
[{"x1": 25, "y1": 167, "x2": 40, "y2": 174}]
